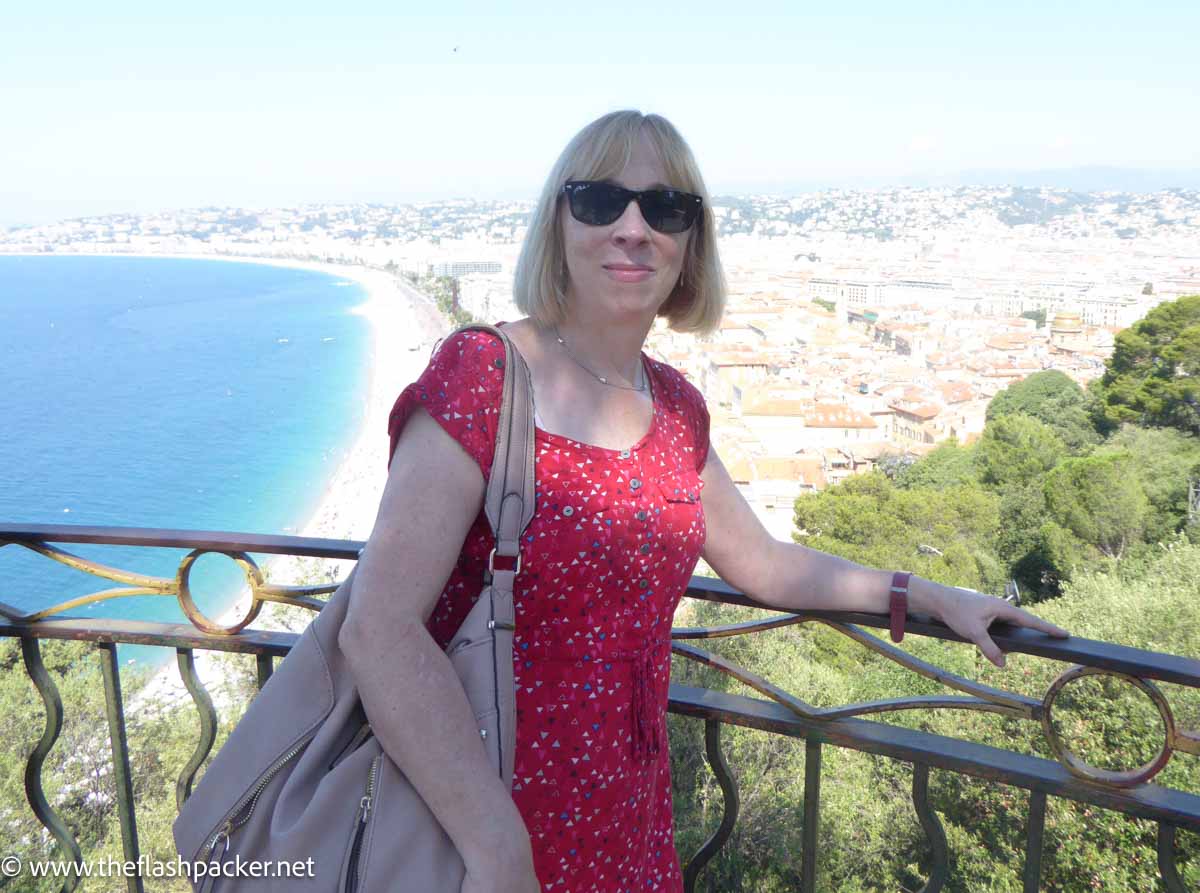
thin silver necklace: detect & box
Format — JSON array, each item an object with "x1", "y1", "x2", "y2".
[{"x1": 552, "y1": 325, "x2": 648, "y2": 393}]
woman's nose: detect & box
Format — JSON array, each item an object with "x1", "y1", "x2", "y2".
[{"x1": 612, "y1": 199, "x2": 650, "y2": 244}]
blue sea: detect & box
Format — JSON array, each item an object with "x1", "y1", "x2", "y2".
[{"x1": 0, "y1": 255, "x2": 373, "y2": 668}]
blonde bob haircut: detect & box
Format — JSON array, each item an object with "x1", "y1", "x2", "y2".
[{"x1": 513, "y1": 110, "x2": 726, "y2": 336}]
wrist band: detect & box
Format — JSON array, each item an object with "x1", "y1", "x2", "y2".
[{"x1": 889, "y1": 571, "x2": 912, "y2": 643}]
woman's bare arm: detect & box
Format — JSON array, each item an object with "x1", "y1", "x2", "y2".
[
  {"x1": 699, "y1": 444, "x2": 1067, "y2": 667},
  {"x1": 338, "y1": 408, "x2": 537, "y2": 886}
]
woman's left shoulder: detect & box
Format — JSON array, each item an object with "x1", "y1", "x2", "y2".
[
  {"x1": 647, "y1": 356, "x2": 711, "y2": 473},
  {"x1": 648, "y1": 357, "x2": 707, "y2": 416}
]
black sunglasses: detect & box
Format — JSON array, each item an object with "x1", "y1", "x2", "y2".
[{"x1": 562, "y1": 180, "x2": 702, "y2": 234}]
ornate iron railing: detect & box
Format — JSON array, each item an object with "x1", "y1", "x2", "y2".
[{"x1": 1, "y1": 523, "x2": 1197, "y2": 892}]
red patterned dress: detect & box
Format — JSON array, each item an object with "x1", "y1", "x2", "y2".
[{"x1": 388, "y1": 327, "x2": 709, "y2": 892}]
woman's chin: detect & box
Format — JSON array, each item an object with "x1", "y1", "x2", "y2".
[{"x1": 576, "y1": 286, "x2": 669, "y2": 321}]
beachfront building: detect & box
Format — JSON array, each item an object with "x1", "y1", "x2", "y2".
[{"x1": 429, "y1": 260, "x2": 503, "y2": 278}]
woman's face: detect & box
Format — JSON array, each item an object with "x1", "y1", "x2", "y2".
[{"x1": 560, "y1": 132, "x2": 691, "y2": 325}]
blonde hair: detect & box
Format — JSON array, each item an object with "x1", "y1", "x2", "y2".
[{"x1": 513, "y1": 110, "x2": 726, "y2": 336}]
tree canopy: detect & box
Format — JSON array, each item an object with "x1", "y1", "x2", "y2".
[
  {"x1": 986, "y1": 369, "x2": 1099, "y2": 452},
  {"x1": 1096, "y1": 425, "x2": 1200, "y2": 542},
  {"x1": 974, "y1": 414, "x2": 1066, "y2": 489},
  {"x1": 1043, "y1": 451, "x2": 1150, "y2": 559},
  {"x1": 793, "y1": 472, "x2": 1004, "y2": 592},
  {"x1": 1092, "y1": 294, "x2": 1200, "y2": 434},
  {"x1": 893, "y1": 440, "x2": 978, "y2": 490}
]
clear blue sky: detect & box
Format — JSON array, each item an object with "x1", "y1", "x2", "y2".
[{"x1": 2, "y1": 1, "x2": 1198, "y2": 226}]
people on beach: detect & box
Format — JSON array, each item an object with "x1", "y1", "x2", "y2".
[{"x1": 339, "y1": 110, "x2": 1069, "y2": 893}]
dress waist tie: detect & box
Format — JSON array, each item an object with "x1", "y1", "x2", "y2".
[{"x1": 530, "y1": 643, "x2": 665, "y2": 765}]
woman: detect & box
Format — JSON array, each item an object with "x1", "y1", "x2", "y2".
[{"x1": 339, "y1": 110, "x2": 1068, "y2": 893}]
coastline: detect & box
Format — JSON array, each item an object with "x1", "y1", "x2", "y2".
[
  {"x1": 198, "y1": 257, "x2": 452, "y2": 630},
  {"x1": 18, "y1": 251, "x2": 454, "y2": 706}
]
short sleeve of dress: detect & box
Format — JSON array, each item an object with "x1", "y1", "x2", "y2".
[
  {"x1": 654, "y1": 361, "x2": 711, "y2": 474},
  {"x1": 692, "y1": 390, "x2": 711, "y2": 472},
  {"x1": 387, "y1": 329, "x2": 506, "y2": 480},
  {"x1": 684, "y1": 379, "x2": 711, "y2": 473}
]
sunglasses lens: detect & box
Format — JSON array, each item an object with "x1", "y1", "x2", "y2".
[
  {"x1": 567, "y1": 182, "x2": 627, "y2": 226},
  {"x1": 638, "y1": 191, "x2": 695, "y2": 234}
]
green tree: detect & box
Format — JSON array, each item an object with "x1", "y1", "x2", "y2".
[
  {"x1": 1020, "y1": 308, "x2": 1047, "y2": 328},
  {"x1": 1092, "y1": 294, "x2": 1200, "y2": 434},
  {"x1": 873, "y1": 450, "x2": 914, "y2": 481},
  {"x1": 986, "y1": 370, "x2": 1099, "y2": 453},
  {"x1": 974, "y1": 414, "x2": 1066, "y2": 489},
  {"x1": 894, "y1": 440, "x2": 978, "y2": 490},
  {"x1": 1043, "y1": 452, "x2": 1150, "y2": 559},
  {"x1": 793, "y1": 472, "x2": 1004, "y2": 592},
  {"x1": 1096, "y1": 425, "x2": 1200, "y2": 542}
]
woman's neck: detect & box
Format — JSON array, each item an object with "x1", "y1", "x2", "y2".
[{"x1": 552, "y1": 310, "x2": 652, "y2": 388}]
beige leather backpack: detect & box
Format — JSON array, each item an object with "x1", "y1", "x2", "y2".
[{"x1": 173, "y1": 324, "x2": 534, "y2": 891}]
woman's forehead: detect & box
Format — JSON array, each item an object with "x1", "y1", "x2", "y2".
[{"x1": 584, "y1": 135, "x2": 682, "y2": 190}]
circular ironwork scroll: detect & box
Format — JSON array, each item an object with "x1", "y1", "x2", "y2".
[
  {"x1": 1041, "y1": 665, "x2": 1175, "y2": 788},
  {"x1": 175, "y1": 549, "x2": 265, "y2": 635}
]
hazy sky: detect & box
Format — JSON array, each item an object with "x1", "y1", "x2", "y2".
[{"x1": 3, "y1": 0, "x2": 1199, "y2": 226}]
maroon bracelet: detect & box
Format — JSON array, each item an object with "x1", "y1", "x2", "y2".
[{"x1": 889, "y1": 571, "x2": 912, "y2": 643}]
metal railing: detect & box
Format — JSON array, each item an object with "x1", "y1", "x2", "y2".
[{"x1": 1, "y1": 523, "x2": 1197, "y2": 892}]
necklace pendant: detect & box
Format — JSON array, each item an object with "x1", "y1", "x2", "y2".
[{"x1": 598, "y1": 376, "x2": 608, "y2": 384}]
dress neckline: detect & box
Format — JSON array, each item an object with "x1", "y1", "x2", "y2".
[{"x1": 534, "y1": 354, "x2": 659, "y2": 456}]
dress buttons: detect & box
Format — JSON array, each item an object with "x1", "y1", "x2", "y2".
[
  {"x1": 639, "y1": 543, "x2": 650, "y2": 555},
  {"x1": 619, "y1": 449, "x2": 631, "y2": 459},
  {"x1": 630, "y1": 478, "x2": 642, "y2": 490},
  {"x1": 562, "y1": 506, "x2": 574, "y2": 517},
  {"x1": 638, "y1": 579, "x2": 649, "y2": 589},
  {"x1": 636, "y1": 510, "x2": 648, "y2": 521}
]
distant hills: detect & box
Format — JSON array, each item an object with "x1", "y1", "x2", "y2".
[
  {"x1": 748, "y1": 167, "x2": 1200, "y2": 195},
  {"x1": 925, "y1": 167, "x2": 1200, "y2": 193}
]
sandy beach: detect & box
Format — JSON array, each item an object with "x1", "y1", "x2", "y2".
[{"x1": 106, "y1": 253, "x2": 453, "y2": 708}]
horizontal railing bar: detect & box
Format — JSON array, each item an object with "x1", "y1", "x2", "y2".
[
  {"x1": 667, "y1": 682, "x2": 1200, "y2": 828},
  {"x1": 0, "y1": 523, "x2": 365, "y2": 560},
  {"x1": 0, "y1": 615, "x2": 299, "y2": 657},
  {"x1": 3, "y1": 526, "x2": 1197, "y2": 685},
  {"x1": 683, "y1": 579, "x2": 1200, "y2": 688}
]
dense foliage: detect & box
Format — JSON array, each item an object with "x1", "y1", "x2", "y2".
[
  {"x1": 0, "y1": 637, "x2": 258, "y2": 892},
  {"x1": 668, "y1": 540, "x2": 1200, "y2": 891},
  {"x1": 809, "y1": 297, "x2": 1200, "y2": 601},
  {"x1": 1091, "y1": 294, "x2": 1200, "y2": 434}
]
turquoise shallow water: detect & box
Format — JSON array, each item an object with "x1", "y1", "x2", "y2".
[{"x1": 0, "y1": 255, "x2": 373, "y2": 668}]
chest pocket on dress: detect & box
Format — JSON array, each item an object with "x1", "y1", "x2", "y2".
[{"x1": 654, "y1": 466, "x2": 705, "y2": 550}]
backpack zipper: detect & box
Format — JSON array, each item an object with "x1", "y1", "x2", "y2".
[
  {"x1": 200, "y1": 737, "x2": 309, "y2": 862},
  {"x1": 344, "y1": 754, "x2": 381, "y2": 893}
]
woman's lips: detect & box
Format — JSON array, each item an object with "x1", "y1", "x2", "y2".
[{"x1": 603, "y1": 264, "x2": 654, "y2": 283}]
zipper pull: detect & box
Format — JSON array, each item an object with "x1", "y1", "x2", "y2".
[
  {"x1": 207, "y1": 822, "x2": 232, "y2": 860},
  {"x1": 359, "y1": 794, "x2": 372, "y2": 824}
]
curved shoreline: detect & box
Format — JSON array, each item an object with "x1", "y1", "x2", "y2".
[
  {"x1": 3, "y1": 251, "x2": 452, "y2": 704},
  {"x1": 195, "y1": 257, "x2": 452, "y2": 635}
]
